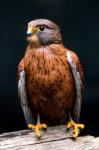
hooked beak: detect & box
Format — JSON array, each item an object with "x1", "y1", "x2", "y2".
[
  {"x1": 27, "y1": 27, "x2": 32, "y2": 36},
  {"x1": 27, "y1": 27, "x2": 38, "y2": 36}
]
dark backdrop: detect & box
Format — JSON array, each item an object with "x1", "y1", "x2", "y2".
[{"x1": 0, "y1": 0, "x2": 99, "y2": 136}]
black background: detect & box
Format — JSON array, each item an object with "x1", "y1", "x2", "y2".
[{"x1": 0, "y1": 0, "x2": 99, "y2": 136}]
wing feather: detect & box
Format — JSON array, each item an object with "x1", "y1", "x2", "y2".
[
  {"x1": 18, "y1": 70, "x2": 34, "y2": 124},
  {"x1": 67, "y1": 50, "x2": 84, "y2": 122}
]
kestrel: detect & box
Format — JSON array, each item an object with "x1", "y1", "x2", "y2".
[{"x1": 18, "y1": 19, "x2": 84, "y2": 139}]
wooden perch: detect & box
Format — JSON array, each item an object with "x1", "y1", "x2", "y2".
[{"x1": 0, "y1": 125, "x2": 99, "y2": 150}]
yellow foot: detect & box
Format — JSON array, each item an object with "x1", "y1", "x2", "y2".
[
  {"x1": 66, "y1": 120, "x2": 85, "y2": 138},
  {"x1": 28, "y1": 123, "x2": 47, "y2": 139}
]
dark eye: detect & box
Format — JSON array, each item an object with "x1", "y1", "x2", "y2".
[{"x1": 39, "y1": 25, "x2": 45, "y2": 31}]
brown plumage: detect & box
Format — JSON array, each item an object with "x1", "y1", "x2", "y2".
[{"x1": 18, "y1": 19, "x2": 84, "y2": 138}]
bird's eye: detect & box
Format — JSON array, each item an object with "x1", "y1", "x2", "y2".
[{"x1": 39, "y1": 25, "x2": 45, "y2": 31}]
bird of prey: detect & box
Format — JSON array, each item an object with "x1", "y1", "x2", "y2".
[{"x1": 18, "y1": 19, "x2": 84, "y2": 139}]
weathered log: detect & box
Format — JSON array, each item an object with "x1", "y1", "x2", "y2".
[{"x1": 0, "y1": 125, "x2": 99, "y2": 150}]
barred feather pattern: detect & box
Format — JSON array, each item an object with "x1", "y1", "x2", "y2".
[{"x1": 18, "y1": 44, "x2": 83, "y2": 124}]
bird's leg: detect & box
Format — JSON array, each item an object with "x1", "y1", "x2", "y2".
[
  {"x1": 28, "y1": 114, "x2": 47, "y2": 139},
  {"x1": 18, "y1": 70, "x2": 47, "y2": 139},
  {"x1": 66, "y1": 115, "x2": 84, "y2": 138}
]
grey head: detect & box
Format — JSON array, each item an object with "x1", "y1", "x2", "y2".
[{"x1": 27, "y1": 19, "x2": 62, "y2": 46}]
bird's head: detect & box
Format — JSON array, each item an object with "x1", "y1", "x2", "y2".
[{"x1": 27, "y1": 19, "x2": 62, "y2": 47}]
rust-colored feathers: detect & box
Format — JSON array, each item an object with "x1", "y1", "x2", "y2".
[{"x1": 18, "y1": 19, "x2": 84, "y2": 125}]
